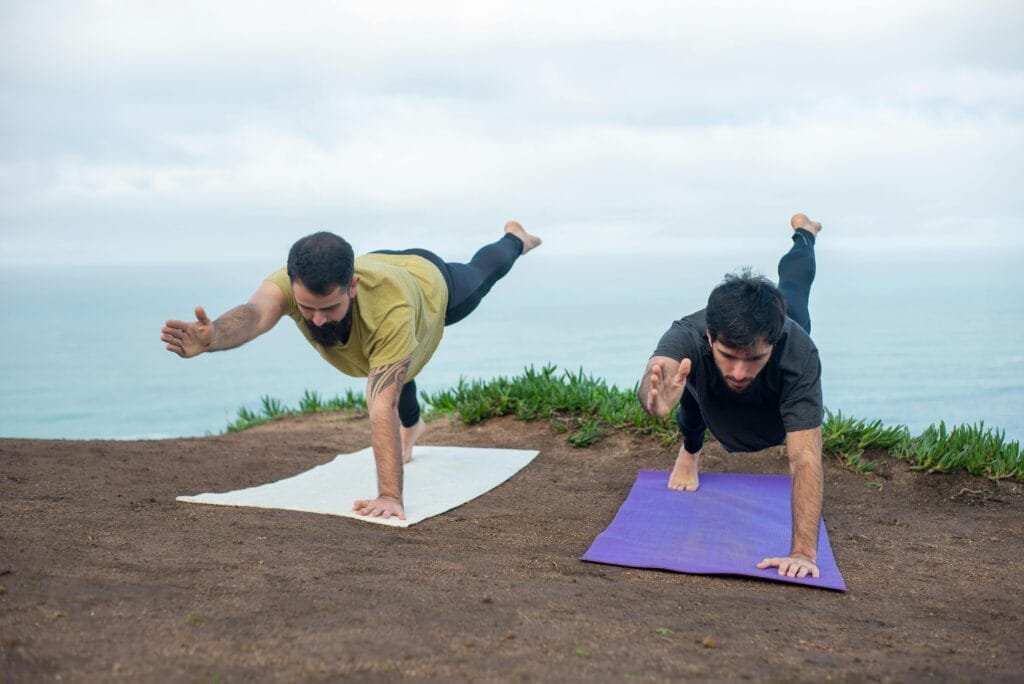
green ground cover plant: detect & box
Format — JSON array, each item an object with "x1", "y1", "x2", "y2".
[
  {"x1": 425, "y1": 365, "x2": 678, "y2": 445},
  {"x1": 226, "y1": 389, "x2": 366, "y2": 432},
  {"x1": 226, "y1": 365, "x2": 1023, "y2": 483},
  {"x1": 821, "y1": 410, "x2": 911, "y2": 474}
]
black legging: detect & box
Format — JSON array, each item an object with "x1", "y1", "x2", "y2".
[
  {"x1": 676, "y1": 228, "x2": 817, "y2": 453},
  {"x1": 777, "y1": 228, "x2": 816, "y2": 334},
  {"x1": 374, "y1": 232, "x2": 525, "y2": 427}
]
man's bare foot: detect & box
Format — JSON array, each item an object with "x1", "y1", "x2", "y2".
[
  {"x1": 400, "y1": 418, "x2": 426, "y2": 464},
  {"x1": 668, "y1": 447, "x2": 701, "y2": 492},
  {"x1": 504, "y1": 220, "x2": 542, "y2": 254},
  {"x1": 790, "y1": 213, "x2": 822, "y2": 237}
]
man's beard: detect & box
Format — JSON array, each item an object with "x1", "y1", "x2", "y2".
[
  {"x1": 307, "y1": 312, "x2": 352, "y2": 347},
  {"x1": 716, "y1": 367, "x2": 755, "y2": 395}
]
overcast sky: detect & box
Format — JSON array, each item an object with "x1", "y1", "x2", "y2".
[{"x1": 2, "y1": 0, "x2": 1022, "y2": 265}]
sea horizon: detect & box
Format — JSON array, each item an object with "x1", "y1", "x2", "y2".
[{"x1": 2, "y1": 246, "x2": 1022, "y2": 444}]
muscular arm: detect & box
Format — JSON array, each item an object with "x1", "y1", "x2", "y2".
[
  {"x1": 757, "y1": 426, "x2": 824, "y2": 578},
  {"x1": 162, "y1": 281, "x2": 287, "y2": 357},
  {"x1": 787, "y1": 426, "x2": 824, "y2": 560},
  {"x1": 352, "y1": 356, "x2": 412, "y2": 520}
]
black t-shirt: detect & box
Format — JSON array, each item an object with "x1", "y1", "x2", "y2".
[{"x1": 653, "y1": 309, "x2": 823, "y2": 452}]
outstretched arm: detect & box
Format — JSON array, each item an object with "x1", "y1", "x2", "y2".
[
  {"x1": 637, "y1": 356, "x2": 692, "y2": 419},
  {"x1": 162, "y1": 281, "x2": 287, "y2": 357},
  {"x1": 757, "y1": 426, "x2": 824, "y2": 578},
  {"x1": 353, "y1": 356, "x2": 412, "y2": 520}
]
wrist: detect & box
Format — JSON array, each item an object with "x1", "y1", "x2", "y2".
[{"x1": 205, "y1": 322, "x2": 217, "y2": 350}]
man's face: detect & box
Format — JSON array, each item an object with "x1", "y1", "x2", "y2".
[
  {"x1": 707, "y1": 333, "x2": 773, "y2": 394},
  {"x1": 293, "y1": 277, "x2": 359, "y2": 346}
]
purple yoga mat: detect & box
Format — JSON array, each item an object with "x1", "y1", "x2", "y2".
[{"x1": 581, "y1": 471, "x2": 847, "y2": 591}]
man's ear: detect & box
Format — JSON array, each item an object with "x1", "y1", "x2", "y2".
[{"x1": 348, "y1": 276, "x2": 360, "y2": 298}]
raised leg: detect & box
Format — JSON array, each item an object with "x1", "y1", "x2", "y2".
[
  {"x1": 777, "y1": 213, "x2": 821, "y2": 334},
  {"x1": 442, "y1": 221, "x2": 541, "y2": 325}
]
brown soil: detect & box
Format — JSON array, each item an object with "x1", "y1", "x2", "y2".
[{"x1": 2, "y1": 413, "x2": 1023, "y2": 682}]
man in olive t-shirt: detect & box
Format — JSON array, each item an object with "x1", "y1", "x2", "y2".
[
  {"x1": 637, "y1": 213, "x2": 825, "y2": 580},
  {"x1": 162, "y1": 221, "x2": 542, "y2": 522}
]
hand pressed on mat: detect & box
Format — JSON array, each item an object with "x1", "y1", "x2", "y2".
[
  {"x1": 352, "y1": 495, "x2": 406, "y2": 521},
  {"x1": 757, "y1": 553, "x2": 820, "y2": 579}
]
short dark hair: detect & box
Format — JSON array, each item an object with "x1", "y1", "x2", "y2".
[
  {"x1": 286, "y1": 231, "x2": 354, "y2": 295},
  {"x1": 705, "y1": 267, "x2": 787, "y2": 348}
]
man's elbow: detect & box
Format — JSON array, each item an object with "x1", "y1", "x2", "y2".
[{"x1": 367, "y1": 396, "x2": 400, "y2": 421}]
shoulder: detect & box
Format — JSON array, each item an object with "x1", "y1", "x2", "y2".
[
  {"x1": 263, "y1": 267, "x2": 294, "y2": 310},
  {"x1": 260, "y1": 266, "x2": 296, "y2": 317},
  {"x1": 264, "y1": 266, "x2": 291, "y2": 293},
  {"x1": 773, "y1": 319, "x2": 821, "y2": 380},
  {"x1": 653, "y1": 308, "x2": 707, "y2": 359},
  {"x1": 776, "y1": 318, "x2": 819, "y2": 358},
  {"x1": 352, "y1": 258, "x2": 414, "y2": 327}
]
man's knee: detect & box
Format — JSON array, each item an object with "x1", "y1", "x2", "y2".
[{"x1": 397, "y1": 381, "x2": 420, "y2": 427}]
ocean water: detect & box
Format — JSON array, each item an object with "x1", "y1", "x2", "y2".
[{"x1": 1, "y1": 246, "x2": 1022, "y2": 443}]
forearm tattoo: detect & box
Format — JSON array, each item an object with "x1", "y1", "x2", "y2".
[{"x1": 367, "y1": 357, "x2": 411, "y2": 404}]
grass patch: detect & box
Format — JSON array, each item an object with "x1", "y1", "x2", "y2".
[
  {"x1": 298, "y1": 388, "x2": 367, "y2": 413},
  {"x1": 894, "y1": 421, "x2": 1023, "y2": 481},
  {"x1": 226, "y1": 390, "x2": 366, "y2": 433},
  {"x1": 568, "y1": 419, "x2": 602, "y2": 448},
  {"x1": 823, "y1": 410, "x2": 1023, "y2": 482},
  {"x1": 225, "y1": 365, "x2": 1023, "y2": 483},
  {"x1": 424, "y1": 364, "x2": 678, "y2": 447},
  {"x1": 822, "y1": 409, "x2": 911, "y2": 474}
]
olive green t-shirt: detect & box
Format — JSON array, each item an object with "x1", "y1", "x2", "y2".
[{"x1": 266, "y1": 253, "x2": 448, "y2": 381}]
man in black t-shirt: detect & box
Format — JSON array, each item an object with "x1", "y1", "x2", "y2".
[{"x1": 637, "y1": 213, "x2": 824, "y2": 580}]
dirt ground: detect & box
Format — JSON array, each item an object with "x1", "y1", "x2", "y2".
[{"x1": 2, "y1": 412, "x2": 1023, "y2": 682}]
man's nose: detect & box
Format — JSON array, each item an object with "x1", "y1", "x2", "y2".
[
  {"x1": 732, "y1": 362, "x2": 753, "y2": 380},
  {"x1": 312, "y1": 312, "x2": 327, "y2": 326}
]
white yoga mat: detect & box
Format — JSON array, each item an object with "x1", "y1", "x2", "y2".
[{"x1": 176, "y1": 445, "x2": 539, "y2": 527}]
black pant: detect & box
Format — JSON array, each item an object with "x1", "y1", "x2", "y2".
[
  {"x1": 676, "y1": 228, "x2": 817, "y2": 452},
  {"x1": 374, "y1": 233, "x2": 524, "y2": 427}
]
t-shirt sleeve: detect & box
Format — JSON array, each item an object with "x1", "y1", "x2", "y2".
[
  {"x1": 365, "y1": 304, "x2": 418, "y2": 369},
  {"x1": 264, "y1": 267, "x2": 297, "y2": 317},
  {"x1": 652, "y1": 318, "x2": 701, "y2": 361},
  {"x1": 780, "y1": 347, "x2": 824, "y2": 432}
]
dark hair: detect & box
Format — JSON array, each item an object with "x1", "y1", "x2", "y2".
[
  {"x1": 705, "y1": 267, "x2": 787, "y2": 348},
  {"x1": 286, "y1": 231, "x2": 355, "y2": 295}
]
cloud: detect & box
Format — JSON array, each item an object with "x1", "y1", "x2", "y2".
[{"x1": 1, "y1": 0, "x2": 1022, "y2": 264}]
